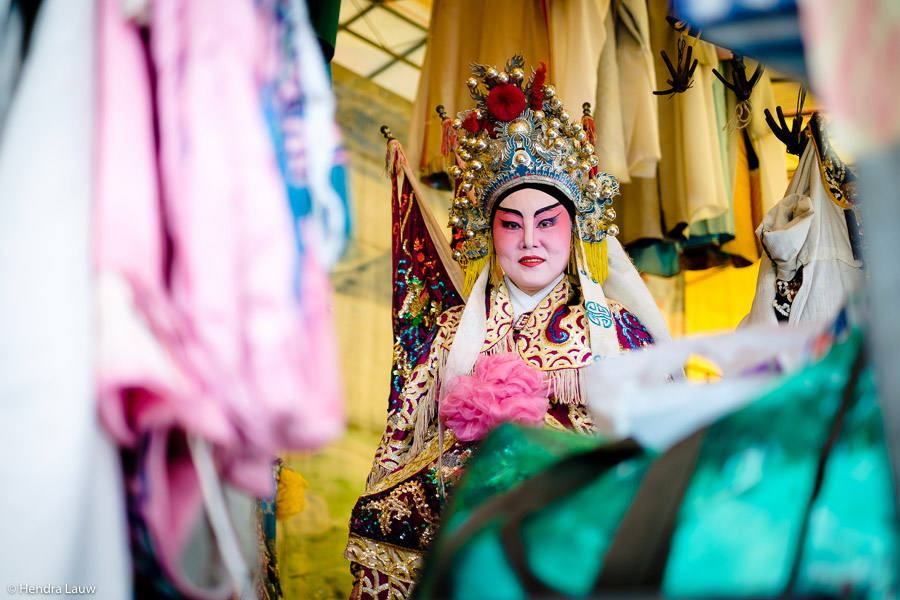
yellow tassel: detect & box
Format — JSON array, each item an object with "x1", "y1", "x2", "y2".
[
  {"x1": 275, "y1": 465, "x2": 309, "y2": 522},
  {"x1": 567, "y1": 237, "x2": 579, "y2": 279},
  {"x1": 462, "y1": 238, "x2": 493, "y2": 296},
  {"x1": 580, "y1": 238, "x2": 609, "y2": 284}
]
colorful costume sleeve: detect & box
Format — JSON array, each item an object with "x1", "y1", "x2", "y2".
[{"x1": 367, "y1": 306, "x2": 464, "y2": 485}]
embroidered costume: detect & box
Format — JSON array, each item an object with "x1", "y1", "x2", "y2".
[
  {"x1": 348, "y1": 278, "x2": 653, "y2": 598},
  {"x1": 346, "y1": 56, "x2": 671, "y2": 599}
]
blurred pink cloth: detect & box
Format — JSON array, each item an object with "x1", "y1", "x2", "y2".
[
  {"x1": 798, "y1": 0, "x2": 900, "y2": 154},
  {"x1": 94, "y1": 0, "x2": 343, "y2": 595}
]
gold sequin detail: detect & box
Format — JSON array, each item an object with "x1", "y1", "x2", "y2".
[
  {"x1": 568, "y1": 404, "x2": 598, "y2": 434},
  {"x1": 358, "y1": 568, "x2": 411, "y2": 600},
  {"x1": 345, "y1": 533, "x2": 424, "y2": 584},
  {"x1": 362, "y1": 480, "x2": 436, "y2": 536},
  {"x1": 369, "y1": 428, "x2": 458, "y2": 495}
]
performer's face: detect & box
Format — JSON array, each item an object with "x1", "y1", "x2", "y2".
[{"x1": 492, "y1": 188, "x2": 572, "y2": 295}]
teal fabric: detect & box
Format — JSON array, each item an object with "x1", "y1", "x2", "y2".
[
  {"x1": 417, "y1": 331, "x2": 899, "y2": 599},
  {"x1": 417, "y1": 426, "x2": 651, "y2": 600},
  {"x1": 626, "y1": 240, "x2": 681, "y2": 277},
  {"x1": 663, "y1": 331, "x2": 899, "y2": 598},
  {"x1": 523, "y1": 458, "x2": 647, "y2": 596},
  {"x1": 796, "y1": 350, "x2": 898, "y2": 597}
]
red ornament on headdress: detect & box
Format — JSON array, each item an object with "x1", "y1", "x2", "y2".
[
  {"x1": 486, "y1": 84, "x2": 527, "y2": 122},
  {"x1": 462, "y1": 114, "x2": 482, "y2": 132}
]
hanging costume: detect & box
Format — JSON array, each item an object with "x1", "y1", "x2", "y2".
[
  {"x1": 406, "y1": 0, "x2": 552, "y2": 186},
  {"x1": 346, "y1": 56, "x2": 670, "y2": 600},
  {"x1": 592, "y1": 0, "x2": 662, "y2": 184},
  {"x1": 408, "y1": 0, "x2": 659, "y2": 189},
  {"x1": 95, "y1": 0, "x2": 347, "y2": 596},
  {"x1": 742, "y1": 115, "x2": 865, "y2": 327},
  {"x1": 614, "y1": 0, "x2": 788, "y2": 275}
]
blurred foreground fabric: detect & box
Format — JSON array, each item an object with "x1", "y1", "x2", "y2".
[{"x1": 416, "y1": 327, "x2": 898, "y2": 599}]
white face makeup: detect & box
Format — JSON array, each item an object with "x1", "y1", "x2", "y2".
[{"x1": 491, "y1": 187, "x2": 573, "y2": 295}]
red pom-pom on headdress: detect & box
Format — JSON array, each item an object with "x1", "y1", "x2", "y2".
[
  {"x1": 462, "y1": 113, "x2": 482, "y2": 132},
  {"x1": 486, "y1": 84, "x2": 527, "y2": 122},
  {"x1": 531, "y1": 62, "x2": 547, "y2": 111}
]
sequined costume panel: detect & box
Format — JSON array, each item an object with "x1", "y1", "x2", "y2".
[{"x1": 370, "y1": 306, "x2": 464, "y2": 478}]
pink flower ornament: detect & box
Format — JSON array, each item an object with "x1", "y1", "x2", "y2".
[{"x1": 439, "y1": 353, "x2": 549, "y2": 442}]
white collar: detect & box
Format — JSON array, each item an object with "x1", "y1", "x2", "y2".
[{"x1": 504, "y1": 274, "x2": 565, "y2": 319}]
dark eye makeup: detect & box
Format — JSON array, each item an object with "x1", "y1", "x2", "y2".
[{"x1": 538, "y1": 215, "x2": 559, "y2": 228}]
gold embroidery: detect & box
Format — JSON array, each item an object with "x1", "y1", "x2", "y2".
[
  {"x1": 568, "y1": 404, "x2": 598, "y2": 434},
  {"x1": 345, "y1": 534, "x2": 424, "y2": 584},
  {"x1": 369, "y1": 307, "x2": 464, "y2": 488},
  {"x1": 357, "y1": 568, "x2": 412, "y2": 600},
  {"x1": 480, "y1": 283, "x2": 514, "y2": 350},
  {"x1": 515, "y1": 278, "x2": 593, "y2": 372},
  {"x1": 543, "y1": 412, "x2": 571, "y2": 432},
  {"x1": 358, "y1": 567, "x2": 392, "y2": 599},
  {"x1": 368, "y1": 429, "x2": 458, "y2": 495},
  {"x1": 362, "y1": 480, "x2": 436, "y2": 536},
  {"x1": 369, "y1": 281, "x2": 647, "y2": 487}
]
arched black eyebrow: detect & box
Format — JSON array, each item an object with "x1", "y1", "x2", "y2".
[{"x1": 496, "y1": 202, "x2": 562, "y2": 218}]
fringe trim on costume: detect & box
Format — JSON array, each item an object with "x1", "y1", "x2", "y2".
[
  {"x1": 366, "y1": 465, "x2": 390, "y2": 490},
  {"x1": 585, "y1": 237, "x2": 609, "y2": 284},
  {"x1": 440, "y1": 119, "x2": 456, "y2": 159},
  {"x1": 408, "y1": 344, "x2": 451, "y2": 464},
  {"x1": 484, "y1": 328, "x2": 515, "y2": 355},
  {"x1": 366, "y1": 344, "x2": 452, "y2": 490},
  {"x1": 384, "y1": 139, "x2": 403, "y2": 178},
  {"x1": 548, "y1": 368, "x2": 586, "y2": 405}
]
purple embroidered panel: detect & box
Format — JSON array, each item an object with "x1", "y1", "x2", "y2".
[{"x1": 390, "y1": 169, "x2": 463, "y2": 409}]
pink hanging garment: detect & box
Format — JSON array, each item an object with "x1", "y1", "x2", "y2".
[
  {"x1": 798, "y1": 0, "x2": 900, "y2": 154},
  {"x1": 94, "y1": 0, "x2": 344, "y2": 596}
]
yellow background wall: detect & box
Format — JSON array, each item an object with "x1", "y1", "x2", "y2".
[{"x1": 684, "y1": 262, "x2": 760, "y2": 334}]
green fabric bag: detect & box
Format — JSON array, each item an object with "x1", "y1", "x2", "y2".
[{"x1": 414, "y1": 330, "x2": 899, "y2": 599}]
